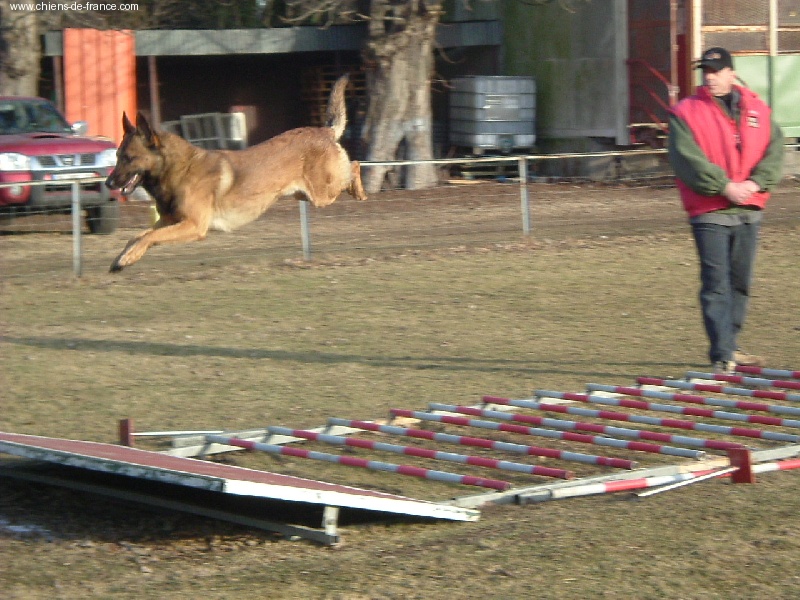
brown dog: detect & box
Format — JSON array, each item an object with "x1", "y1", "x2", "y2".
[{"x1": 105, "y1": 74, "x2": 367, "y2": 272}]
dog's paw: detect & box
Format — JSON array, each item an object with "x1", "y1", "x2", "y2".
[{"x1": 110, "y1": 251, "x2": 130, "y2": 272}]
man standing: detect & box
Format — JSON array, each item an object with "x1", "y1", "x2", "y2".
[{"x1": 668, "y1": 47, "x2": 784, "y2": 374}]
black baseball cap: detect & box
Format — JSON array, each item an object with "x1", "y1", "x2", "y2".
[{"x1": 695, "y1": 47, "x2": 734, "y2": 71}]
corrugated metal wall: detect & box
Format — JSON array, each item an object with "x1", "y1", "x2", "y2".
[
  {"x1": 502, "y1": 0, "x2": 629, "y2": 146},
  {"x1": 63, "y1": 29, "x2": 136, "y2": 144}
]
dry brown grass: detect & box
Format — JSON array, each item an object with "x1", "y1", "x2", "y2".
[{"x1": 2, "y1": 182, "x2": 800, "y2": 599}]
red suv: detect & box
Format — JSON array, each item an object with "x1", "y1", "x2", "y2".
[{"x1": 0, "y1": 96, "x2": 120, "y2": 233}]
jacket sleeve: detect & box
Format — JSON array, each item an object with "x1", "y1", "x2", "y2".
[
  {"x1": 667, "y1": 112, "x2": 729, "y2": 196},
  {"x1": 747, "y1": 118, "x2": 784, "y2": 192}
]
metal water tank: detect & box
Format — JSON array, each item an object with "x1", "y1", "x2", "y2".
[{"x1": 449, "y1": 76, "x2": 536, "y2": 154}]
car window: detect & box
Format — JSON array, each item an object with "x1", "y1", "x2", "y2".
[{"x1": 0, "y1": 100, "x2": 72, "y2": 134}]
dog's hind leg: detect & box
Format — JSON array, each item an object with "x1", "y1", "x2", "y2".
[
  {"x1": 110, "y1": 220, "x2": 207, "y2": 272},
  {"x1": 300, "y1": 161, "x2": 367, "y2": 208},
  {"x1": 348, "y1": 160, "x2": 367, "y2": 201},
  {"x1": 297, "y1": 175, "x2": 337, "y2": 208}
]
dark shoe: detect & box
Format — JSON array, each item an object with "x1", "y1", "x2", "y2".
[{"x1": 712, "y1": 360, "x2": 736, "y2": 375}]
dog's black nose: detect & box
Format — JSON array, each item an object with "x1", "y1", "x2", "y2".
[{"x1": 105, "y1": 174, "x2": 118, "y2": 190}]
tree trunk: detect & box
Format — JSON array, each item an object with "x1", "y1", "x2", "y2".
[
  {"x1": 361, "y1": 0, "x2": 440, "y2": 193},
  {"x1": 0, "y1": 2, "x2": 40, "y2": 96}
]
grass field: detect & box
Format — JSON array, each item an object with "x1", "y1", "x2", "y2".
[{"x1": 2, "y1": 182, "x2": 800, "y2": 599}]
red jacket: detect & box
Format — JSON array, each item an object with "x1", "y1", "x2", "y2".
[{"x1": 671, "y1": 85, "x2": 772, "y2": 217}]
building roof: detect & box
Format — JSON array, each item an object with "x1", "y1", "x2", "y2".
[{"x1": 43, "y1": 22, "x2": 501, "y2": 57}]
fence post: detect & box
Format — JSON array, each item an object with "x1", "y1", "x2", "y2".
[
  {"x1": 299, "y1": 200, "x2": 311, "y2": 260},
  {"x1": 71, "y1": 181, "x2": 82, "y2": 277},
  {"x1": 518, "y1": 157, "x2": 531, "y2": 236}
]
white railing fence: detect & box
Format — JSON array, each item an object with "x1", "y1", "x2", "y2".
[
  {"x1": 7, "y1": 146, "x2": 794, "y2": 279},
  {"x1": 0, "y1": 178, "x2": 110, "y2": 277}
]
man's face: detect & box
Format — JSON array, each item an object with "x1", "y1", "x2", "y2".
[{"x1": 702, "y1": 66, "x2": 737, "y2": 96}]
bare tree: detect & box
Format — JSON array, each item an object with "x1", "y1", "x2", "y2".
[
  {"x1": 319, "y1": 0, "x2": 590, "y2": 191},
  {"x1": 282, "y1": 0, "x2": 441, "y2": 192},
  {"x1": 0, "y1": 1, "x2": 40, "y2": 96},
  {"x1": 360, "y1": 0, "x2": 440, "y2": 192}
]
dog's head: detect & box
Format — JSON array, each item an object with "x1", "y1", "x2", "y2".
[{"x1": 105, "y1": 112, "x2": 162, "y2": 196}]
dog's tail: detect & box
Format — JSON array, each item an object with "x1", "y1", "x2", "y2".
[{"x1": 325, "y1": 74, "x2": 349, "y2": 141}]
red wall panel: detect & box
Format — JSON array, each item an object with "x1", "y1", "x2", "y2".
[{"x1": 64, "y1": 29, "x2": 136, "y2": 145}]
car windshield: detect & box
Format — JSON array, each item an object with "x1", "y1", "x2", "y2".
[{"x1": 0, "y1": 99, "x2": 72, "y2": 135}]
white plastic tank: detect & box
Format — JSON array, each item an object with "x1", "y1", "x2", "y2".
[{"x1": 449, "y1": 76, "x2": 536, "y2": 154}]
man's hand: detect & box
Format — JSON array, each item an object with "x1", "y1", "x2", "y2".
[
  {"x1": 742, "y1": 180, "x2": 761, "y2": 194},
  {"x1": 723, "y1": 180, "x2": 760, "y2": 205}
]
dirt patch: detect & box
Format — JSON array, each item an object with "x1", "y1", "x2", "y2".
[{"x1": 3, "y1": 179, "x2": 800, "y2": 279}]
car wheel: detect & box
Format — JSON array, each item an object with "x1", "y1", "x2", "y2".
[{"x1": 86, "y1": 200, "x2": 120, "y2": 234}]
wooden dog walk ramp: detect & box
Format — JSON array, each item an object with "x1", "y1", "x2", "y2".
[{"x1": 0, "y1": 431, "x2": 479, "y2": 546}]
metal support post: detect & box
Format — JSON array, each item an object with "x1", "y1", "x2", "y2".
[
  {"x1": 322, "y1": 505, "x2": 339, "y2": 540},
  {"x1": 518, "y1": 157, "x2": 531, "y2": 236},
  {"x1": 728, "y1": 447, "x2": 756, "y2": 484},
  {"x1": 71, "y1": 181, "x2": 82, "y2": 277},
  {"x1": 299, "y1": 200, "x2": 311, "y2": 260}
]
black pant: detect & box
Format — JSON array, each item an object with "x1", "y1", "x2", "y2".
[{"x1": 691, "y1": 220, "x2": 760, "y2": 364}]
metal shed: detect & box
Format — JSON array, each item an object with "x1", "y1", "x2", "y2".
[{"x1": 501, "y1": 0, "x2": 800, "y2": 151}]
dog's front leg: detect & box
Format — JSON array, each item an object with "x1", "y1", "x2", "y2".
[{"x1": 110, "y1": 220, "x2": 206, "y2": 272}]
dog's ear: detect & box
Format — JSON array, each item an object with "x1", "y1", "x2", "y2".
[
  {"x1": 122, "y1": 112, "x2": 136, "y2": 135},
  {"x1": 136, "y1": 112, "x2": 161, "y2": 149}
]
